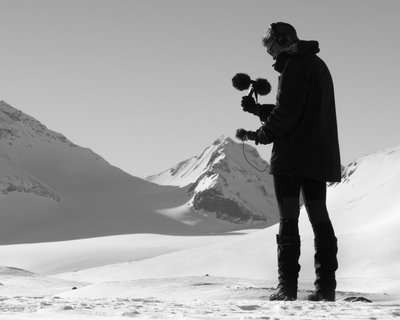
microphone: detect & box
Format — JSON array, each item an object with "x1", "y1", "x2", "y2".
[
  {"x1": 236, "y1": 128, "x2": 248, "y2": 141},
  {"x1": 232, "y1": 73, "x2": 251, "y2": 91},
  {"x1": 232, "y1": 73, "x2": 271, "y2": 101}
]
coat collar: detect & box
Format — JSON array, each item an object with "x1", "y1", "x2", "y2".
[{"x1": 273, "y1": 40, "x2": 320, "y2": 73}]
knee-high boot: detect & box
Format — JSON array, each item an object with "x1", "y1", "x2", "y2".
[
  {"x1": 308, "y1": 236, "x2": 338, "y2": 301},
  {"x1": 270, "y1": 234, "x2": 301, "y2": 301}
]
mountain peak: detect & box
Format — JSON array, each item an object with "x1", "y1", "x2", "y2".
[
  {"x1": 212, "y1": 135, "x2": 233, "y2": 146},
  {"x1": 0, "y1": 101, "x2": 76, "y2": 148},
  {"x1": 0, "y1": 100, "x2": 15, "y2": 109},
  {"x1": 146, "y1": 136, "x2": 276, "y2": 225},
  {"x1": 0, "y1": 100, "x2": 25, "y2": 122},
  {"x1": 147, "y1": 136, "x2": 268, "y2": 187}
]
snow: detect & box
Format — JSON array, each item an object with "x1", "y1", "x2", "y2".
[
  {"x1": 0, "y1": 233, "x2": 247, "y2": 275},
  {"x1": 1, "y1": 274, "x2": 400, "y2": 319},
  {"x1": 0, "y1": 104, "x2": 278, "y2": 244},
  {"x1": 148, "y1": 136, "x2": 279, "y2": 225},
  {"x1": 1, "y1": 218, "x2": 400, "y2": 318},
  {"x1": 146, "y1": 135, "x2": 229, "y2": 187},
  {"x1": 1, "y1": 102, "x2": 400, "y2": 318}
]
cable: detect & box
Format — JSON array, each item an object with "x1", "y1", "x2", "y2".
[
  {"x1": 240, "y1": 95, "x2": 269, "y2": 172},
  {"x1": 242, "y1": 140, "x2": 269, "y2": 172}
]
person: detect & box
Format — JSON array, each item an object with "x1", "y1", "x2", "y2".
[{"x1": 236, "y1": 22, "x2": 341, "y2": 301}]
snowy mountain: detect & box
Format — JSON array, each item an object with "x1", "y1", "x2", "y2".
[
  {"x1": 0, "y1": 101, "x2": 203, "y2": 244},
  {"x1": 1, "y1": 146, "x2": 399, "y2": 320},
  {"x1": 322, "y1": 144, "x2": 400, "y2": 281},
  {"x1": 43, "y1": 142, "x2": 400, "y2": 294},
  {"x1": 1, "y1": 103, "x2": 400, "y2": 317},
  {"x1": 0, "y1": 102, "x2": 277, "y2": 244},
  {"x1": 0, "y1": 102, "x2": 70, "y2": 201},
  {"x1": 0, "y1": 154, "x2": 60, "y2": 201},
  {"x1": 5, "y1": 99, "x2": 400, "y2": 295},
  {"x1": 147, "y1": 136, "x2": 279, "y2": 224}
]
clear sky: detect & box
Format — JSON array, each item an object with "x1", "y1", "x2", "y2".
[{"x1": 0, "y1": 0, "x2": 399, "y2": 178}]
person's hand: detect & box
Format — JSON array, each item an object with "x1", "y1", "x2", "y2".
[
  {"x1": 241, "y1": 96, "x2": 259, "y2": 115},
  {"x1": 236, "y1": 129, "x2": 259, "y2": 145},
  {"x1": 236, "y1": 128, "x2": 248, "y2": 141},
  {"x1": 246, "y1": 131, "x2": 259, "y2": 144}
]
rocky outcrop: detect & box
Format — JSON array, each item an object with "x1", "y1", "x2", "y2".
[{"x1": 148, "y1": 136, "x2": 279, "y2": 225}]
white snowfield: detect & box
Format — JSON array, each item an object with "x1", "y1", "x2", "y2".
[
  {"x1": 1, "y1": 102, "x2": 400, "y2": 318},
  {"x1": 1, "y1": 272, "x2": 400, "y2": 320}
]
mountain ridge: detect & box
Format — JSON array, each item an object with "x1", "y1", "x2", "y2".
[
  {"x1": 0, "y1": 101, "x2": 199, "y2": 244},
  {"x1": 0, "y1": 102, "x2": 277, "y2": 244},
  {"x1": 2, "y1": 100, "x2": 398, "y2": 246},
  {"x1": 147, "y1": 135, "x2": 279, "y2": 224}
]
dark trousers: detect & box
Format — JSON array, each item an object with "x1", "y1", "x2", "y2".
[
  {"x1": 272, "y1": 174, "x2": 338, "y2": 299},
  {"x1": 273, "y1": 174, "x2": 335, "y2": 239}
]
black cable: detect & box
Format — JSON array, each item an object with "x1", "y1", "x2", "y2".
[
  {"x1": 240, "y1": 95, "x2": 269, "y2": 172},
  {"x1": 242, "y1": 140, "x2": 269, "y2": 172}
]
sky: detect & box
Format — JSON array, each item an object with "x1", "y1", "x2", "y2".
[{"x1": 0, "y1": 0, "x2": 399, "y2": 178}]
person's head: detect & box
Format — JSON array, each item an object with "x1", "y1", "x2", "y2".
[{"x1": 262, "y1": 22, "x2": 298, "y2": 59}]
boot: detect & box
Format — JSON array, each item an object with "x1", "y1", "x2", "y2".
[
  {"x1": 308, "y1": 236, "x2": 338, "y2": 302},
  {"x1": 270, "y1": 234, "x2": 301, "y2": 301}
]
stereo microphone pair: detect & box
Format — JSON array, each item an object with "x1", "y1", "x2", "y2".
[{"x1": 231, "y1": 73, "x2": 271, "y2": 101}]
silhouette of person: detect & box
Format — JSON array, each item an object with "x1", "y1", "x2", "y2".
[{"x1": 237, "y1": 22, "x2": 341, "y2": 301}]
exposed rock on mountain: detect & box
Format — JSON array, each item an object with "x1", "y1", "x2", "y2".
[{"x1": 148, "y1": 136, "x2": 278, "y2": 225}]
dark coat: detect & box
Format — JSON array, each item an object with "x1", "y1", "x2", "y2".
[{"x1": 256, "y1": 40, "x2": 341, "y2": 182}]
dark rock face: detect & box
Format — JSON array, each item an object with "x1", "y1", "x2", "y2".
[
  {"x1": 0, "y1": 177, "x2": 60, "y2": 201},
  {"x1": 0, "y1": 101, "x2": 77, "y2": 147},
  {"x1": 147, "y1": 135, "x2": 278, "y2": 226},
  {"x1": 192, "y1": 189, "x2": 267, "y2": 224}
]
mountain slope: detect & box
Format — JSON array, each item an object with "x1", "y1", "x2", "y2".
[
  {"x1": 0, "y1": 154, "x2": 60, "y2": 201},
  {"x1": 1, "y1": 103, "x2": 400, "y2": 294},
  {"x1": 322, "y1": 145, "x2": 400, "y2": 280},
  {"x1": 147, "y1": 136, "x2": 279, "y2": 224},
  {"x1": 52, "y1": 143, "x2": 400, "y2": 294},
  {"x1": 0, "y1": 102, "x2": 279, "y2": 244},
  {"x1": 0, "y1": 102, "x2": 207, "y2": 244}
]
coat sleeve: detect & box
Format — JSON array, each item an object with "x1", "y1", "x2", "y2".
[
  {"x1": 258, "y1": 104, "x2": 276, "y2": 122},
  {"x1": 256, "y1": 59, "x2": 307, "y2": 144}
]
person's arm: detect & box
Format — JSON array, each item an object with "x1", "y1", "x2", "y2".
[
  {"x1": 241, "y1": 96, "x2": 275, "y2": 121},
  {"x1": 258, "y1": 104, "x2": 276, "y2": 122},
  {"x1": 256, "y1": 59, "x2": 306, "y2": 143}
]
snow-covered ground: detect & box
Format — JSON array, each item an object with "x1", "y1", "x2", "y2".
[
  {"x1": 2, "y1": 211, "x2": 400, "y2": 319},
  {"x1": 1, "y1": 220, "x2": 400, "y2": 319},
  {"x1": 1, "y1": 102, "x2": 400, "y2": 318},
  {"x1": 1, "y1": 270, "x2": 400, "y2": 319}
]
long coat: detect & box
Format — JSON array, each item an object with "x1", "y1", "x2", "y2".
[{"x1": 256, "y1": 40, "x2": 341, "y2": 182}]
